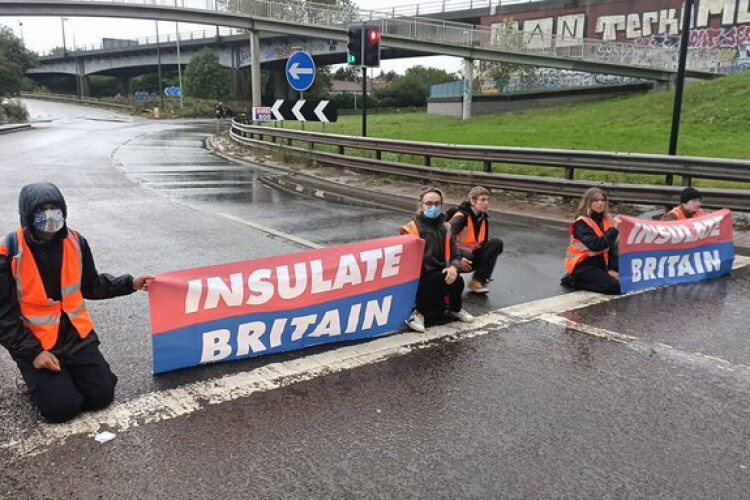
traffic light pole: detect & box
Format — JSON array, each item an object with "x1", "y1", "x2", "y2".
[
  {"x1": 667, "y1": 0, "x2": 695, "y2": 187},
  {"x1": 362, "y1": 67, "x2": 367, "y2": 137}
]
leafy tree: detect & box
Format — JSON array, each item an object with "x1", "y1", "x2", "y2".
[
  {"x1": 332, "y1": 66, "x2": 358, "y2": 81},
  {"x1": 481, "y1": 18, "x2": 536, "y2": 93},
  {"x1": 0, "y1": 27, "x2": 36, "y2": 96},
  {"x1": 183, "y1": 48, "x2": 230, "y2": 101},
  {"x1": 305, "y1": 66, "x2": 333, "y2": 100},
  {"x1": 375, "y1": 66, "x2": 456, "y2": 108}
]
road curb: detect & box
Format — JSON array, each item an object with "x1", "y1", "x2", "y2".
[{"x1": 0, "y1": 124, "x2": 31, "y2": 135}]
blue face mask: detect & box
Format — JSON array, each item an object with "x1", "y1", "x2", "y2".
[
  {"x1": 33, "y1": 208, "x2": 65, "y2": 234},
  {"x1": 423, "y1": 206, "x2": 442, "y2": 219}
]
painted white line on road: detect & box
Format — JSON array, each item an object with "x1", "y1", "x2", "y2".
[
  {"x1": 0, "y1": 312, "x2": 514, "y2": 462},
  {"x1": 539, "y1": 314, "x2": 639, "y2": 343},
  {"x1": 215, "y1": 212, "x2": 324, "y2": 249},
  {"x1": 4, "y1": 261, "x2": 749, "y2": 462},
  {"x1": 540, "y1": 314, "x2": 750, "y2": 383}
]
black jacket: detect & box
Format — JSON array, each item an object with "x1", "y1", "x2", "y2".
[
  {"x1": 0, "y1": 183, "x2": 134, "y2": 363},
  {"x1": 572, "y1": 212, "x2": 619, "y2": 272},
  {"x1": 408, "y1": 213, "x2": 462, "y2": 273}
]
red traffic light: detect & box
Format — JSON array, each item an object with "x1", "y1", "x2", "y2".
[{"x1": 368, "y1": 29, "x2": 380, "y2": 43}]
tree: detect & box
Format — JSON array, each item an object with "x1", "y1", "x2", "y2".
[
  {"x1": 0, "y1": 27, "x2": 36, "y2": 96},
  {"x1": 183, "y1": 48, "x2": 230, "y2": 101},
  {"x1": 332, "y1": 66, "x2": 358, "y2": 81},
  {"x1": 481, "y1": 18, "x2": 536, "y2": 93},
  {"x1": 376, "y1": 66, "x2": 456, "y2": 108}
]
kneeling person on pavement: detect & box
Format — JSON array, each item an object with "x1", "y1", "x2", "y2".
[{"x1": 0, "y1": 182, "x2": 153, "y2": 423}]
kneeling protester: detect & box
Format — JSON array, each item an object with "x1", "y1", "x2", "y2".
[
  {"x1": 148, "y1": 236, "x2": 424, "y2": 374},
  {"x1": 618, "y1": 209, "x2": 735, "y2": 294}
]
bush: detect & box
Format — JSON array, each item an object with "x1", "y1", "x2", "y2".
[{"x1": 0, "y1": 99, "x2": 29, "y2": 123}]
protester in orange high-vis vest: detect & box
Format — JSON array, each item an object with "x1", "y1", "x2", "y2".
[
  {"x1": 0, "y1": 183, "x2": 153, "y2": 423},
  {"x1": 661, "y1": 187, "x2": 706, "y2": 221},
  {"x1": 561, "y1": 187, "x2": 621, "y2": 295},
  {"x1": 448, "y1": 186, "x2": 504, "y2": 294},
  {"x1": 400, "y1": 187, "x2": 474, "y2": 333}
]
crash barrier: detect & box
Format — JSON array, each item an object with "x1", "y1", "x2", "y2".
[
  {"x1": 19, "y1": 93, "x2": 134, "y2": 111},
  {"x1": 148, "y1": 235, "x2": 424, "y2": 374},
  {"x1": 230, "y1": 120, "x2": 750, "y2": 212},
  {"x1": 618, "y1": 209, "x2": 735, "y2": 294}
]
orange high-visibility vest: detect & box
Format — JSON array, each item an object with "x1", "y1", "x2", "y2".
[
  {"x1": 0, "y1": 228, "x2": 94, "y2": 351},
  {"x1": 400, "y1": 220, "x2": 451, "y2": 264},
  {"x1": 449, "y1": 211, "x2": 487, "y2": 253},
  {"x1": 564, "y1": 216, "x2": 612, "y2": 275},
  {"x1": 663, "y1": 206, "x2": 706, "y2": 221}
]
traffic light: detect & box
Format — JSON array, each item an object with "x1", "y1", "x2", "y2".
[
  {"x1": 363, "y1": 27, "x2": 381, "y2": 68},
  {"x1": 346, "y1": 26, "x2": 363, "y2": 66}
]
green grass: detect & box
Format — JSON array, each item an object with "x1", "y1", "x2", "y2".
[{"x1": 281, "y1": 71, "x2": 750, "y2": 164}]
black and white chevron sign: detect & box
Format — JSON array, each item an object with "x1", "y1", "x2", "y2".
[{"x1": 271, "y1": 99, "x2": 338, "y2": 123}]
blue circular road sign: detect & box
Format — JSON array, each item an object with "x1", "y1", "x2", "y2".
[{"x1": 286, "y1": 51, "x2": 316, "y2": 92}]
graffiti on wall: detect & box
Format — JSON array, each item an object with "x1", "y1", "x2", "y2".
[
  {"x1": 478, "y1": 68, "x2": 644, "y2": 94},
  {"x1": 484, "y1": 0, "x2": 750, "y2": 72}
]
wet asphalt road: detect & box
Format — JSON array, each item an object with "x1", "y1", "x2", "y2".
[{"x1": 1, "y1": 100, "x2": 750, "y2": 498}]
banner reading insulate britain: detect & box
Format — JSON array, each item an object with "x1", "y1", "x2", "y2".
[
  {"x1": 147, "y1": 236, "x2": 425, "y2": 374},
  {"x1": 618, "y1": 209, "x2": 735, "y2": 294}
]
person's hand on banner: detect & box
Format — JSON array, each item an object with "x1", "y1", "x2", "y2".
[
  {"x1": 608, "y1": 270, "x2": 620, "y2": 281},
  {"x1": 609, "y1": 215, "x2": 622, "y2": 229},
  {"x1": 133, "y1": 276, "x2": 155, "y2": 292}
]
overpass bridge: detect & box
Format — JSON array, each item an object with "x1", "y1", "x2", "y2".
[{"x1": 0, "y1": 0, "x2": 720, "y2": 106}]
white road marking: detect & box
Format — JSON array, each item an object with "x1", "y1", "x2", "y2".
[
  {"x1": 215, "y1": 212, "x2": 324, "y2": 249},
  {"x1": 2, "y1": 255, "x2": 748, "y2": 462},
  {"x1": 540, "y1": 314, "x2": 750, "y2": 383},
  {"x1": 0, "y1": 312, "x2": 514, "y2": 462}
]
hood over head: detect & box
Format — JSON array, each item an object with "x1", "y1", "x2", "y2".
[{"x1": 18, "y1": 182, "x2": 67, "y2": 228}]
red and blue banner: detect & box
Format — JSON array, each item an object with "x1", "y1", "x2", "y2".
[
  {"x1": 618, "y1": 209, "x2": 735, "y2": 294},
  {"x1": 148, "y1": 236, "x2": 425, "y2": 374}
]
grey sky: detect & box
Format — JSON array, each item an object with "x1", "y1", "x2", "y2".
[{"x1": 1, "y1": 0, "x2": 462, "y2": 75}]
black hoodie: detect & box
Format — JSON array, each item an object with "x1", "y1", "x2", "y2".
[
  {"x1": 408, "y1": 213, "x2": 462, "y2": 273},
  {"x1": 0, "y1": 183, "x2": 135, "y2": 362}
]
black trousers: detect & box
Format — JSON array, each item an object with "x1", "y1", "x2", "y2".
[
  {"x1": 468, "y1": 238, "x2": 504, "y2": 283},
  {"x1": 17, "y1": 341, "x2": 118, "y2": 423},
  {"x1": 571, "y1": 262, "x2": 621, "y2": 295},
  {"x1": 416, "y1": 269, "x2": 464, "y2": 321}
]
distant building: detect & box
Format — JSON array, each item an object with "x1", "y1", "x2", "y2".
[{"x1": 331, "y1": 79, "x2": 388, "y2": 96}]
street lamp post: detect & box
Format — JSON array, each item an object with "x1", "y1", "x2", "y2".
[
  {"x1": 17, "y1": 20, "x2": 23, "y2": 44},
  {"x1": 155, "y1": 21, "x2": 164, "y2": 109},
  {"x1": 61, "y1": 17, "x2": 68, "y2": 57},
  {"x1": 175, "y1": 0, "x2": 184, "y2": 108}
]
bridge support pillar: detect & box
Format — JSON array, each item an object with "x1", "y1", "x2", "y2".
[
  {"x1": 79, "y1": 75, "x2": 90, "y2": 97},
  {"x1": 250, "y1": 30, "x2": 262, "y2": 108},
  {"x1": 462, "y1": 58, "x2": 473, "y2": 121}
]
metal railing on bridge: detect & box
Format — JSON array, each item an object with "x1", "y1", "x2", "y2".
[
  {"x1": 30, "y1": 0, "x2": 722, "y2": 75},
  {"x1": 37, "y1": 26, "x2": 247, "y2": 57},
  {"x1": 229, "y1": 120, "x2": 750, "y2": 212}
]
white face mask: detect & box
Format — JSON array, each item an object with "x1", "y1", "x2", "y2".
[{"x1": 33, "y1": 209, "x2": 65, "y2": 234}]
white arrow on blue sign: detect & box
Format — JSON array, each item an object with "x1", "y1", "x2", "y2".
[{"x1": 286, "y1": 51, "x2": 316, "y2": 92}]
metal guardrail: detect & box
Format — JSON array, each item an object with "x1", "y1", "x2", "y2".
[
  {"x1": 229, "y1": 121, "x2": 750, "y2": 212},
  {"x1": 37, "y1": 27, "x2": 246, "y2": 56},
  {"x1": 385, "y1": 0, "x2": 538, "y2": 18}
]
